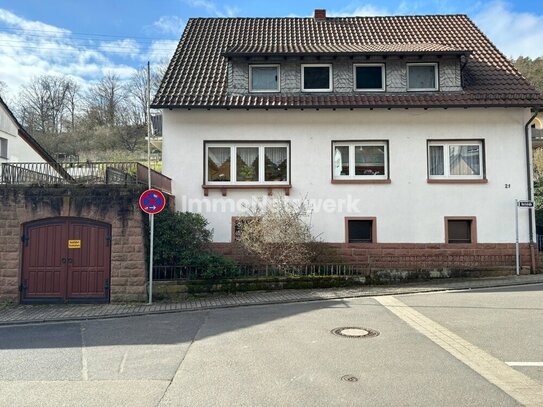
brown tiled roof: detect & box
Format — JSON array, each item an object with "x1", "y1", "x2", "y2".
[
  {"x1": 153, "y1": 15, "x2": 543, "y2": 109},
  {"x1": 224, "y1": 43, "x2": 470, "y2": 57}
]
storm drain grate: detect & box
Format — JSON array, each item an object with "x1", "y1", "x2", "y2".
[
  {"x1": 331, "y1": 327, "x2": 380, "y2": 338},
  {"x1": 341, "y1": 375, "x2": 359, "y2": 382}
]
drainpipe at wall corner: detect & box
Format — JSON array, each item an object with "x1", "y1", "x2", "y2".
[{"x1": 525, "y1": 107, "x2": 540, "y2": 273}]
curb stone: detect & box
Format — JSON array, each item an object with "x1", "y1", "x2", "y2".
[{"x1": 0, "y1": 274, "x2": 542, "y2": 326}]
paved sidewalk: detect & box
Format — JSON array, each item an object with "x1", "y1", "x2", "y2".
[{"x1": 1, "y1": 274, "x2": 542, "y2": 326}]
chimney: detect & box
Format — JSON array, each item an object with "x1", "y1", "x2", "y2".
[{"x1": 314, "y1": 9, "x2": 326, "y2": 19}]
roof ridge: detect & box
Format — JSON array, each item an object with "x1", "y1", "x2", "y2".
[{"x1": 187, "y1": 14, "x2": 470, "y2": 21}]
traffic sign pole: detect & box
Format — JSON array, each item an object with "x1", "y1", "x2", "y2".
[
  {"x1": 139, "y1": 189, "x2": 166, "y2": 305},
  {"x1": 515, "y1": 199, "x2": 534, "y2": 276},
  {"x1": 515, "y1": 199, "x2": 519, "y2": 276},
  {"x1": 149, "y1": 214, "x2": 154, "y2": 304}
]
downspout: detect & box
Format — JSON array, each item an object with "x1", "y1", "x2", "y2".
[{"x1": 524, "y1": 108, "x2": 540, "y2": 273}]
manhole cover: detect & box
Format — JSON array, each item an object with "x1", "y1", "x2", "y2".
[
  {"x1": 331, "y1": 327, "x2": 380, "y2": 338},
  {"x1": 341, "y1": 375, "x2": 359, "y2": 382}
]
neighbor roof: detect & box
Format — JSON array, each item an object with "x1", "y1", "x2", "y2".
[
  {"x1": 0, "y1": 96, "x2": 72, "y2": 180},
  {"x1": 153, "y1": 14, "x2": 543, "y2": 109}
]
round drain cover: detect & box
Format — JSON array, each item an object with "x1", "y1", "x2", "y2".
[
  {"x1": 341, "y1": 375, "x2": 359, "y2": 382},
  {"x1": 331, "y1": 327, "x2": 380, "y2": 338}
]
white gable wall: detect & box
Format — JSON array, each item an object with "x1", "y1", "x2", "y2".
[
  {"x1": 163, "y1": 108, "x2": 532, "y2": 244},
  {"x1": 0, "y1": 104, "x2": 45, "y2": 163}
]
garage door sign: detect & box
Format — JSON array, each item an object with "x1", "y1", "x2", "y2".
[
  {"x1": 68, "y1": 240, "x2": 81, "y2": 249},
  {"x1": 139, "y1": 189, "x2": 166, "y2": 215}
]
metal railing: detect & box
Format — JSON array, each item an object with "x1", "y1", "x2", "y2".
[
  {"x1": 153, "y1": 264, "x2": 367, "y2": 281},
  {"x1": 537, "y1": 234, "x2": 543, "y2": 252},
  {"x1": 153, "y1": 254, "x2": 516, "y2": 281},
  {"x1": 1, "y1": 161, "x2": 172, "y2": 193}
]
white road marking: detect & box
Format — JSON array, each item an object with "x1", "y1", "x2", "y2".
[
  {"x1": 375, "y1": 295, "x2": 543, "y2": 407},
  {"x1": 119, "y1": 351, "x2": 128, "y2": 374},
  {"x1": 80, "y1": 325, "x2": 89, "y2": 381},
  {"x1": 506, "y1": 362, "x2": 543, "y2": 367}
]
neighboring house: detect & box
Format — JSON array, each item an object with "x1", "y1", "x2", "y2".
[
  {"x1": 0, "y1": 96, "x2": 69, "y2": 183},
  {"x1": 153, "y1": 10, "x2": 543, "y2": 269}
]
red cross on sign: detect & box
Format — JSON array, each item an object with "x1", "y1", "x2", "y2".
[{"x1": 139, "y1": 189, "x2": 166, "y2": 215}]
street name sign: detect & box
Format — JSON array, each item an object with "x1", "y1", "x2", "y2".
[{"x1": 517, "y1": 200, "x2": 534, "y2": 208}]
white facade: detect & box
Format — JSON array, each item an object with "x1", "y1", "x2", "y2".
[
  {"x1": 162, "y1": 108, "x2": 533, "y2": 244},
  {"x1": 0, "y1": 102, "x2": 45, "y2": 164}
]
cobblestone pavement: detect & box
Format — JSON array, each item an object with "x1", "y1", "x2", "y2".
[{"x1": 1, "y1": 274, "x2": 542, "y2": 326}]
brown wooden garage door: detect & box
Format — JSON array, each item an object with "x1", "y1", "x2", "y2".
[{"x1": 21, "y1": 218, "x2": 111, "y2": 304}]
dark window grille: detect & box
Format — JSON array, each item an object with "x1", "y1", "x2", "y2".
[
  {"x1": 348, "y1": 220, "x2": 373, "y2": 243},
  {"x1": 448, "y1": 220, "x2": 472, "y2": 243}
]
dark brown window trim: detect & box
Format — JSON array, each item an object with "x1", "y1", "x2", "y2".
[
  {"x1": 203, "y1": 184, "x2": 291, "y2": 197},
  {"x1": 332, "y1": 179, "x2": 391, "y2": 185},
  {"x1": 345, "y1": 217, "x2": 377, "y2": 244},
  {"x1": 444, "y1": 216, "x2": 477, "y2": 244},
  {"x1": 427, "y1": 179, "x2": 488, "y2": 184}
]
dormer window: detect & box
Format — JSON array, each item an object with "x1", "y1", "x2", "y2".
[
  {"x1": 354, "y1": 64, "x2": 385, "y2": 91},
  {"x1": 407, "y1": 63, "x2": 438, "y2": 91},
  {"x1": 302, "y1": 64, "x2": 332, "y2": 92},
  {"x1": 249, "y1": 65, "x2": 280, "y2": 92}
]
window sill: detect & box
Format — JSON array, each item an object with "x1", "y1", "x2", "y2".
[
  {"x1": 427, "y1": 179, "x2": 487, "y2": 184},
  {"x1": 332, "y1": 179, "x2": 391, "y2": 184},
  {"x1": 203, "y1": 184, "x2": 291, "y2": 197}
]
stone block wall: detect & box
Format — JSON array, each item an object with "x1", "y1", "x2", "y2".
[
  {"x1": 0, "y1": 186, "x2": 148, "y2": 303},
  {"x1": 210, "y1": 242, "x2": 534, "y2": 273}
]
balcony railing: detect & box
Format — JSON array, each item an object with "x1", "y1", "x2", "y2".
[{"x1": 0, "y1": 161, "x2": 172, "y2": 193}]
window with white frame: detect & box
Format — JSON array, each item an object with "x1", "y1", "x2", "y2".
[
  {"x1": 302, "y1": 64, "x2": 332, "y2": 92},
  {"x1": 407, "y1": 63, "x2": 438, "y2": 91},
  {"x1": 354, "y1": 64, "x2": 385, "y2": 91},
  {"x1": 206, "y1": 142, "x2": 289, "y2": 184},
  {"x1": 333, "y1": 141, "x2": 388, "y2": 179},
  {"x1": 428, "y1": 140, "x2": 483, "y2": 179},
  {"x1": 249, "y1": 65, "x2": 280, "y2": 92},
  {"x1": 0, "y1": 137, "x2": 7, "y2": 159}
]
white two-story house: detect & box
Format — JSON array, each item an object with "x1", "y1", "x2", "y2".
[{"x1": 153, "y1": 10, "x2": 543, "y2": 270}]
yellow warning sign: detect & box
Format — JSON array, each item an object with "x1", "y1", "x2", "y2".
[{"x1": 68, "y1": 240, "x2": 81, "y2": 249}]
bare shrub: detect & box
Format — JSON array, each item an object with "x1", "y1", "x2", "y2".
[{"x1": 236, "y1": 197, "x2": 324, "y2": 271}]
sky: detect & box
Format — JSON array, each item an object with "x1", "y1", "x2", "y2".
[{"x1": 0, "y1": 0, "x2": 542, "y2": 100}]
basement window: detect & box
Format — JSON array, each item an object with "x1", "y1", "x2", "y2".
[
  {"x1": 446, "y1": 217, "x2": 476, "y2": 244},
  {"x1": 346, "y1": 218, "x2": 375, "y2": 243}
]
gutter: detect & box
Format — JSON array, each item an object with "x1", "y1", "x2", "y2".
[{"x1": 525, "y1": 108, "x2": 540, "y2": 272}]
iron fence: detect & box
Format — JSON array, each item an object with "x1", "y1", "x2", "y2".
[
  {"x1": 153, "y1": 254, "x2": 516, "y2": 281},
  {"x1": 1, "y1": 161, "x2": 171, "y2": 193}
]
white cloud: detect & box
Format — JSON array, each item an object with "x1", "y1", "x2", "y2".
[
  {"x1": 474, "y1": 1, "x2": 543, "y2": 58},
  {"x1": 0, "y1": 8, "x2": 157, "y2": 99},
  {"x1": 147, "y1": 15, "x2": 184, "y2": 36},
  {"x1": 0, "y1": 8, "x2": 68, "y2": 36},
  {"x1": 328, "y1": 5, "x2": 390, "y2": 17},
  {"x1": 183, "y1": 0, "x2": 239, "y2": 17},
  {"x1": 99, "y1": 39, "x2": 141, "y2": 58},
  {"x1": 143, "y1": 40, "x2": 178, "y2": 64}
]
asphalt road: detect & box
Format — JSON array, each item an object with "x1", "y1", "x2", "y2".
[{"x1": 0, "y1": 284, "x2": 542, "y2": 406}]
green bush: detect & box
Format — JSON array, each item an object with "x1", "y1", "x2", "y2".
[
  {"x1": 153, "y1": 210, "x2": 212, "y2": 265},
  {"x1": 152, "y1": 209, "x2": 239, "y2": 279}
]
